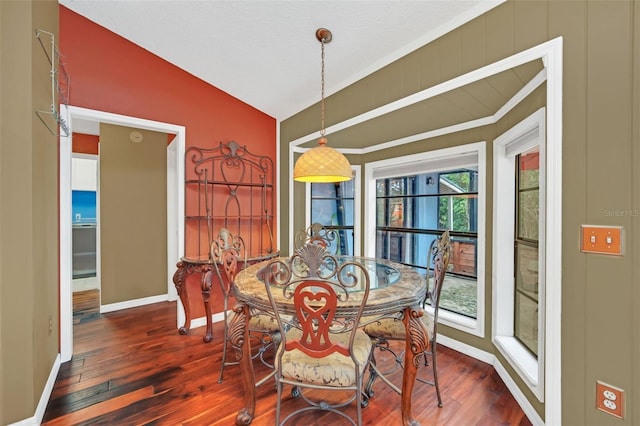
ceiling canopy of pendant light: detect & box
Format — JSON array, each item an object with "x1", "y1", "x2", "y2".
[{"x1": 293, "y1": 28, "x2": 352, "y2": 183}]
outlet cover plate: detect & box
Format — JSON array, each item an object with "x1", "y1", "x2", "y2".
[{"x1": 596, "y1": 381, "x2": 624, "y2": 419}]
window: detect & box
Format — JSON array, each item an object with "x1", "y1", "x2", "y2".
[
  {"x1": 375, "y1": 170, "x2": 478, "y2": 319},
  {"x1": 493, "y1": 108, "x2": 545, "y2": 401},
  {"x1": 310, "y1": 179, "x2": 356, "y2": 256},
  {"x1": 365, "y1": 143, "x2": 486, "y2": 337},
  {"x1": 515, "y1": 148, "x2": 540, "y2": 355}
]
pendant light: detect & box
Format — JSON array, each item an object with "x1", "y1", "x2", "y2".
[{"x1": 293, "y1": 28, "x2": 352, "y2": 183}]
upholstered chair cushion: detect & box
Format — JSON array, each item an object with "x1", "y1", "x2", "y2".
[
  {"x1": 363, "y1": 310, "x2": 434, "y2": 341},
  {"x1": 224, "y1": 311, "x2": 281, "y2": 332},
  {"x1": 277, "y1": 327, "x2": 373, "y2": 387},
  {"x1": 247, "y1": 312, "x2": 280, "y2": 332}
]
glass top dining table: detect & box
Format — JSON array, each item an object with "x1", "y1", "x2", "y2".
[
  {"x1": 229, "y1": 255, "x2": 431, "y2": 426},
  {"x1": 235, "y1": 256, "x2": 425, "y2": 316}
]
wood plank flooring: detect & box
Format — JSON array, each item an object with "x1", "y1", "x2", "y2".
[{"x1": 42, "y1": 291, "x2": 533, "y2": 425}]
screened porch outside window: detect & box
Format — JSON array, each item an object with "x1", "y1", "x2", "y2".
[
  {"x1": 309, "y1": 180, "x2": 355, "y2": 256},
  {"x1": 375, "y1": 170, "x2": 478, "y2": 319},
  {"x1": 515, "y1": 147, "x2": 540, "y2": 356}
]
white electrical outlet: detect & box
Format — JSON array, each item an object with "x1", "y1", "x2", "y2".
[{"x1": 596, "y1": 381, "x2": 624, "y2": 418}]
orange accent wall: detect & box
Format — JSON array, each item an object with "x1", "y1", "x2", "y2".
[
  {"x1": 60, "y1": 6, "x2": 277, "y2": 315},
  {"x1": 72, "y1": 133, "x2": 99, "y2": 155},
  {"x1": 59, "y1": 6, "x2": 275, "y2": 157}
]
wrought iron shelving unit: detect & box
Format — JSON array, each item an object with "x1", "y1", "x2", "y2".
[
  {"x1": 183, "y1": 140, "x2": 276, "y2": 260},
  {"x1": 173, "y1": 140, "x2": 276, "y2": 341}
]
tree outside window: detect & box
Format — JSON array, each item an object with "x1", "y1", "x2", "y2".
[{"x1": 375, "y1": 169, "x2": 479, "y2": 319}]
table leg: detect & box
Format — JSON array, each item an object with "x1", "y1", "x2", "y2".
[
  {"x1": 401, "y1": 306, "x2": 430, "y2": 426},
  {"x1": 201, "y1": 267, "x2": 214, "y2": 343},
  {"x1": 230, "y1": 303, "x2": 256, "y2": 425},
  {"x1": 172, "y1": 261, "x2": 191, "y2": 335}
]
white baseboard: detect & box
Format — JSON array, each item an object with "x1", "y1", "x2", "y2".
[
  {"x1": 101, "y1": 294, "x2": 169, "y2": 313},
  {"x1": 72, "y1": 276, "x2": 99, "y2": 292},
  {"x1": 437, "y1": 335, "x2": 543, "y2": 425},
  {"x1": 437, "y1": 334, "x2": 494, "y2": 364},
  {"x1": 8, "y1": 354, "x2": 61, "y2": 426},
  {"x1": 24, "y1": 315, "x2": 542, "y2": 426},
  {"x1": 493, "y1": 359, "x2": 545, "y2": 426},
  {"x1": 188, "y1": 311, "x2": 226, "y2": 329},
  {"x1": 13, "y1": 303, "x2": 226, "y2": 426}
]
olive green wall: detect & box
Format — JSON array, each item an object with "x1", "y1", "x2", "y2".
[
  {"x1": 0, "y1": 0, "x2": 59, "y2": 423},
  {"x1": 281, "y1": 1, "x2": 639, "y2": 425},
  {"x1": 99, "y1": 124, "x2": 168, "y2": 304}
]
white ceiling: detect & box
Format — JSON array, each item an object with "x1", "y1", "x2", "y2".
[{"x1": 59, "y1": 0, "x2": 505, "y2": 123}]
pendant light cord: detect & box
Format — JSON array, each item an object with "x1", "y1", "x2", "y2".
[{"x1": 320, "y1": 38, "x2": 326, "y2": 138}]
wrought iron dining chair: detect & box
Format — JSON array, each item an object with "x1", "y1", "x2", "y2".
[
  {"x1": 293, "y1": 222, "x2": 339, "y2": 253},
  {"x1": 210, "y1": 228, "x2": 279, "y2": 383},
  {"x1": 362, "y1": 230, "x2": 451, "y2": 407},
  {"x1": 263, "y1": 243, "x2": 373, "y2": 425}
]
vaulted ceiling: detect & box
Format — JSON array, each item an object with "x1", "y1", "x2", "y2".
[{"x1": 59, "y1": 0, "x2": 506, "y2": 121}]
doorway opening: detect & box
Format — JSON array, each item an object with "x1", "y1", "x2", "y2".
[
  {"x1": 59, "y1": 105, "x2": 185, "y2": 362},
  {"x1": 71, "y1": 154, "x2": 99, "y2": 319}
]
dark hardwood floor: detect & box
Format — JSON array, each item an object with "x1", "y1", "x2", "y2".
[{"x1": 42, "y1": 290, "x2": 532, "y2": 425}]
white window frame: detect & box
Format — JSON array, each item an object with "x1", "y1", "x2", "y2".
[
  {"x1": 493, "y1": 107, "x2": 546, "y2": 402},
  {"x1": 288, "y1": 38, "x2": 563, "y2": 423},
  {"x1": 303, "y1": 166, "x2": 362, "y2": 256},
  {"x1": 364, "y1": 142, "x2": 486, "y2": 338}
]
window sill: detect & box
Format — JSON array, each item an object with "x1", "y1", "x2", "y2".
[
  {"x1": 494, "y1": 335, "x2": 543, "y2": 402},
  {"x1": 435, "y1": 308, "x2": 483, "y2": 338}
]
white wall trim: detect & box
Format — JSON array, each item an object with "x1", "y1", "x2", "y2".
[
  {"x1": 275, "y1": 122, "x2": 281, "y2": 251},
  {"x1": 315, "y1": 0, "x2": 506, "y2": 109},
  {"x1": 188, "y1": 311, "x2": 226, "y2": 330},
  {"x1": 493, "y1": 358, "x2": 545, "y2": 426},
  {"x1": 101, "y1": 294, "x2": 169, "y2": 313},
  {"x1": 542, "y1": 36, "x2": 563, "y2": 426},
  {"x1": 437, "y1": 334, "x2": 493, "y2": 364},
  {"x1": 352, "y1": 165, "x2": 362, "y2": 256},
  {"x1": 437, "y1": 335, "x2": 543, "y2": 426},
  {"x1": 8, "y1": 355, "x2": 61, "y2": 426},
  {"x1": 364, "y1": 142, "x2": 486, "y2": 339},
  {"x1": 285, "y1": 37, "x2": 563, "y2": 423},
  {"x1": 59, "y1": 106, "x2": 186, "y2": 361},
  {"x1": 288, "y1": 148, "x2": 295, "y2": 255},
  {"x1": 301, "y1": 165, "x2": 362, "y2": 256},
  {"x1": 492, "y1": 107, "x2": 547, "y2": 402},
  {"x1": 59, "y1": 105, "x2": 73, "y2": 363},
  {"x1": 289, "y1": 38, "x2": 556, "y2": 151}
]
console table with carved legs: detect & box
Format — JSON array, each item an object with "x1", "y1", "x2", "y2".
[
  {"x1": 172, "y1": 257, "x2": 215, "y2": 342},
  {"x1": 172, "y1": 252, "x2": 279, "y2": 343}
]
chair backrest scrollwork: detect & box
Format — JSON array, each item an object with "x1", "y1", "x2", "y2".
[
  {"x1": 425, "y1": 230, "x2": 451, "y2": 329},
  {"x1": 210, "y1": 228, "x2": 246, "y2": 296},
  {"x1": 294, "y1": 223, "x2": 338, "y2": 254},
  {"x1": 263, "y1": 243, "x2": 370, "y2": 360}
]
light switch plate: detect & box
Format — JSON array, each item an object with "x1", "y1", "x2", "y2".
[{"x1": 580, "y1": 225, "x2": 623, "y2": 255}]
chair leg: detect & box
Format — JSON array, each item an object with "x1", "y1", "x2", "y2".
[
  {"x1": 356, "y1": 378, "x2": 364, "y2": 425},
  {"x1": 275, "y1": 380, "x2": 283, "y2": 425},
  {"x1": 217, "y1": 297, "x2": 229, "y2": 384},
  {"x1": 291, "y1": 386, "x2": 301, "y2": 398},
  {"x1": 364, "y1": 346, "x2": 378, "y2": 398},
  {"x1": 431, "y1": 339, "x2": 443, "y2": 407},
  {"x1": 360, "y1": 390, "x2": 370, "y2": 408}
]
